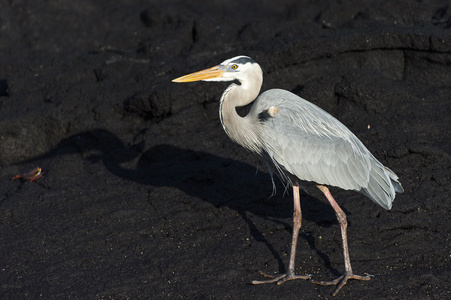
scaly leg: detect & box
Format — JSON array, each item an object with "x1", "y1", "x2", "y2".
[
  {"x1": 312, "y1": 185, "x2": 371, "y2": 296},
  {"x1": 252, "y1": 185, "x2": 311, "y2": 285}
]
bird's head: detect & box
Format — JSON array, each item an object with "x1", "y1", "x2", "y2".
[{"x1": 172, "y1": 56, "x2": 261, "y2": 84}]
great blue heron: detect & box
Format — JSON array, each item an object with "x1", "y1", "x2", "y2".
[{"x1": 172, "y1": 56, "x2": 403, "y2": 296}]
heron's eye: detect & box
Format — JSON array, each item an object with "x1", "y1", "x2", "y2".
[{"x1": 231, "y1": 64, "x2": 238, "y2": 70}]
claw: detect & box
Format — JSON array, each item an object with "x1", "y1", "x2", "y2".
[
  {"x1": 312, "y1": 272, "x2": 371, "y2": 296},
  {"x1": 252, "y1": 270, "x2": 311, "y2": 285}
]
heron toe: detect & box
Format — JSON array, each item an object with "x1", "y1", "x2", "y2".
[
  {"x1": 311, "y1": 271, "x2": 372, "y2": 296},
  {"x1": 252, "y1": 270, "x2": 311, "y2": 285}
]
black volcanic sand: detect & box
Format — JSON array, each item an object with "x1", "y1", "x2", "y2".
[{"x1": 1, "y1": 1, "x2": 450, "y2": 299}]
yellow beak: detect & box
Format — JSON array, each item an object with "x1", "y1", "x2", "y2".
[{"x1": 172, "y1": 65, "x2": 224, "y2": 82}]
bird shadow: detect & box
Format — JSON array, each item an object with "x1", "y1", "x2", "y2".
[{"x1": 15, "y1": 128, "x2": 340, "y2": 276}]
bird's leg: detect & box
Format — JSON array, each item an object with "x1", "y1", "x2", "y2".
[
  {"x1": 312, "y1": 185, "x2": 371, "y2": 296},
  {"x1": 252, "y1": 185, "x2": 311, "y2": 285}
]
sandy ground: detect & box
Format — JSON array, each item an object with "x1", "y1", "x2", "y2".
[{"x1": 0, "y1": 1, "x2": 450, "y2": 299}]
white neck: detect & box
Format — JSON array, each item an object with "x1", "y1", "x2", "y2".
[{"x1": 219, "y1": 72, "x2": 263, "y2": 153}]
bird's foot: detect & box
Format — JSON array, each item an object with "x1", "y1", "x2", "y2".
[
  {"x1": 311, "y1": 271, "x2": 372, "y2": 296},
  {"x1": 252, "y1": 270, "x2": 311, "y2": 285}
]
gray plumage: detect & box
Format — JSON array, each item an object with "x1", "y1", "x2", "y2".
[{"x1": 252, "y1": 89, "x2": 403, "y2": 209}]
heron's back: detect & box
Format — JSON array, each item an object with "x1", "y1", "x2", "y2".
[{"x1": 249, "y1": 89, "x2": 403, "y2": 209}]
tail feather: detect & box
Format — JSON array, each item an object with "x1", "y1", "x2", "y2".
[
  {"x1": 386, "y1": 166, "x2": 404, "y2": 193},
  {"x1": 360, "y1": 162, "x2": 403, "y2": 210}
]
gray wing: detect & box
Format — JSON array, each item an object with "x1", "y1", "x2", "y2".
[{"x1": 249, "y1": 89, "x2": 403, "y2": 209}]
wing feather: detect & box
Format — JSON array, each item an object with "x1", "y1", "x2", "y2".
[{"x1": 249, "y1": 89, "x2": 402, "y2": 208}]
